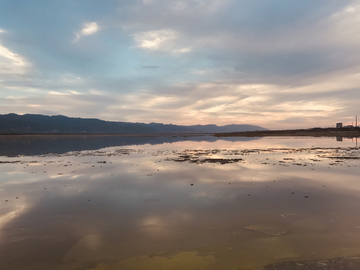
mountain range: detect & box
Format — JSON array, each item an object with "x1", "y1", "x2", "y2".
[{"x1": 0, "y1": 114, "x2": 267, "y2": 134}]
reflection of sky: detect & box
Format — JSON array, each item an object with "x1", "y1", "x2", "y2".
[
  {"x1": 139, "y1": 136, "x2": 359, "y2": 151},
  {"x1": 1, "y1": 138, "x2": 360, "y2": 269}
]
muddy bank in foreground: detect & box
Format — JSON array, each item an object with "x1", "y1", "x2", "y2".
[
  {"x1": 1, "y1": 136, "x2": 360, "y2": 270},
  {"x1": 263, "y1": 256, "x2": 360, "y2": 269}
]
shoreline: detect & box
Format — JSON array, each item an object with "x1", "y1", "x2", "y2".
[
  {"x1": 2, "y1": 128, "x2": 360, "y2": 139},
  {"x1": 215, "y1": 128, "x2": 360, "y2": 138}
]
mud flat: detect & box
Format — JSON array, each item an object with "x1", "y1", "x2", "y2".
[
  {"x1": 1, "y1": 137, "x2": 360, "y2": 270},
  {"x1": 263, "y1": 256, "x2": 360, "y2": 269}
]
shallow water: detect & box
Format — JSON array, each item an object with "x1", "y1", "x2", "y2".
[{"x1": 0, "y1": 136, "x2": 360, "y2": 269}]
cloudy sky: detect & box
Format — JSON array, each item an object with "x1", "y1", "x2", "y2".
[{"x1": 1, "y1": 0, "x2": 360, "y2": 129}]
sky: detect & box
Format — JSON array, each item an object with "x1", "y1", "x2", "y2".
[{"x1": 1, "y1": 0, "x2": 360, "y2": 129}]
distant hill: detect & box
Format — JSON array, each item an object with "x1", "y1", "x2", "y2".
[{"x1": 0, "y1": 114, "x2": 267, "y2": 134}]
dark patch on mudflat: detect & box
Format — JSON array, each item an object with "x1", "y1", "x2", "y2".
[
  {"x1": 172, "y1": 157, "x2": 243, "y2": 164},
  {"x1": 325, "y1": 156, "x2": 360, "y2": 159},
  {"x1": 202, "y1": 158, "x2": 243, "y2": 164}
]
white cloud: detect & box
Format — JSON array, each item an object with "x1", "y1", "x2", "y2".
[
  {"x1": 0, "y1": 43, "x2": 29, "y2": 75},
  {"x1": 133, "y1": 29, "x2": 176, "y2": 50},
  {"x1": 89, "y1": 89, "x2": 104, "y2": 95},
  {"x1": 73, "y1": 22, "x2": 100, "y2": 43},
  {"x1": 345, "y1": 6, "x2": 356, "y2": 13},
  {"x1": 0, "y1": 29, "x2": 30, "y2": 79},
  {"x1": 133, "y1": 29, "x2": 191, "y2": 53},
  {"x1": 0, "y1": 45, "x2": 26, "y2": 67}
]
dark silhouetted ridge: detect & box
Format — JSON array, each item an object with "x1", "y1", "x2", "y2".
[{"x1": 0, "y1": 114, "x2": 267, "y2": 134}]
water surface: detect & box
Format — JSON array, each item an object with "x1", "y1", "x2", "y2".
[{"x1": 0, "y1": 136, "x2": 360, "y2": 269}]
